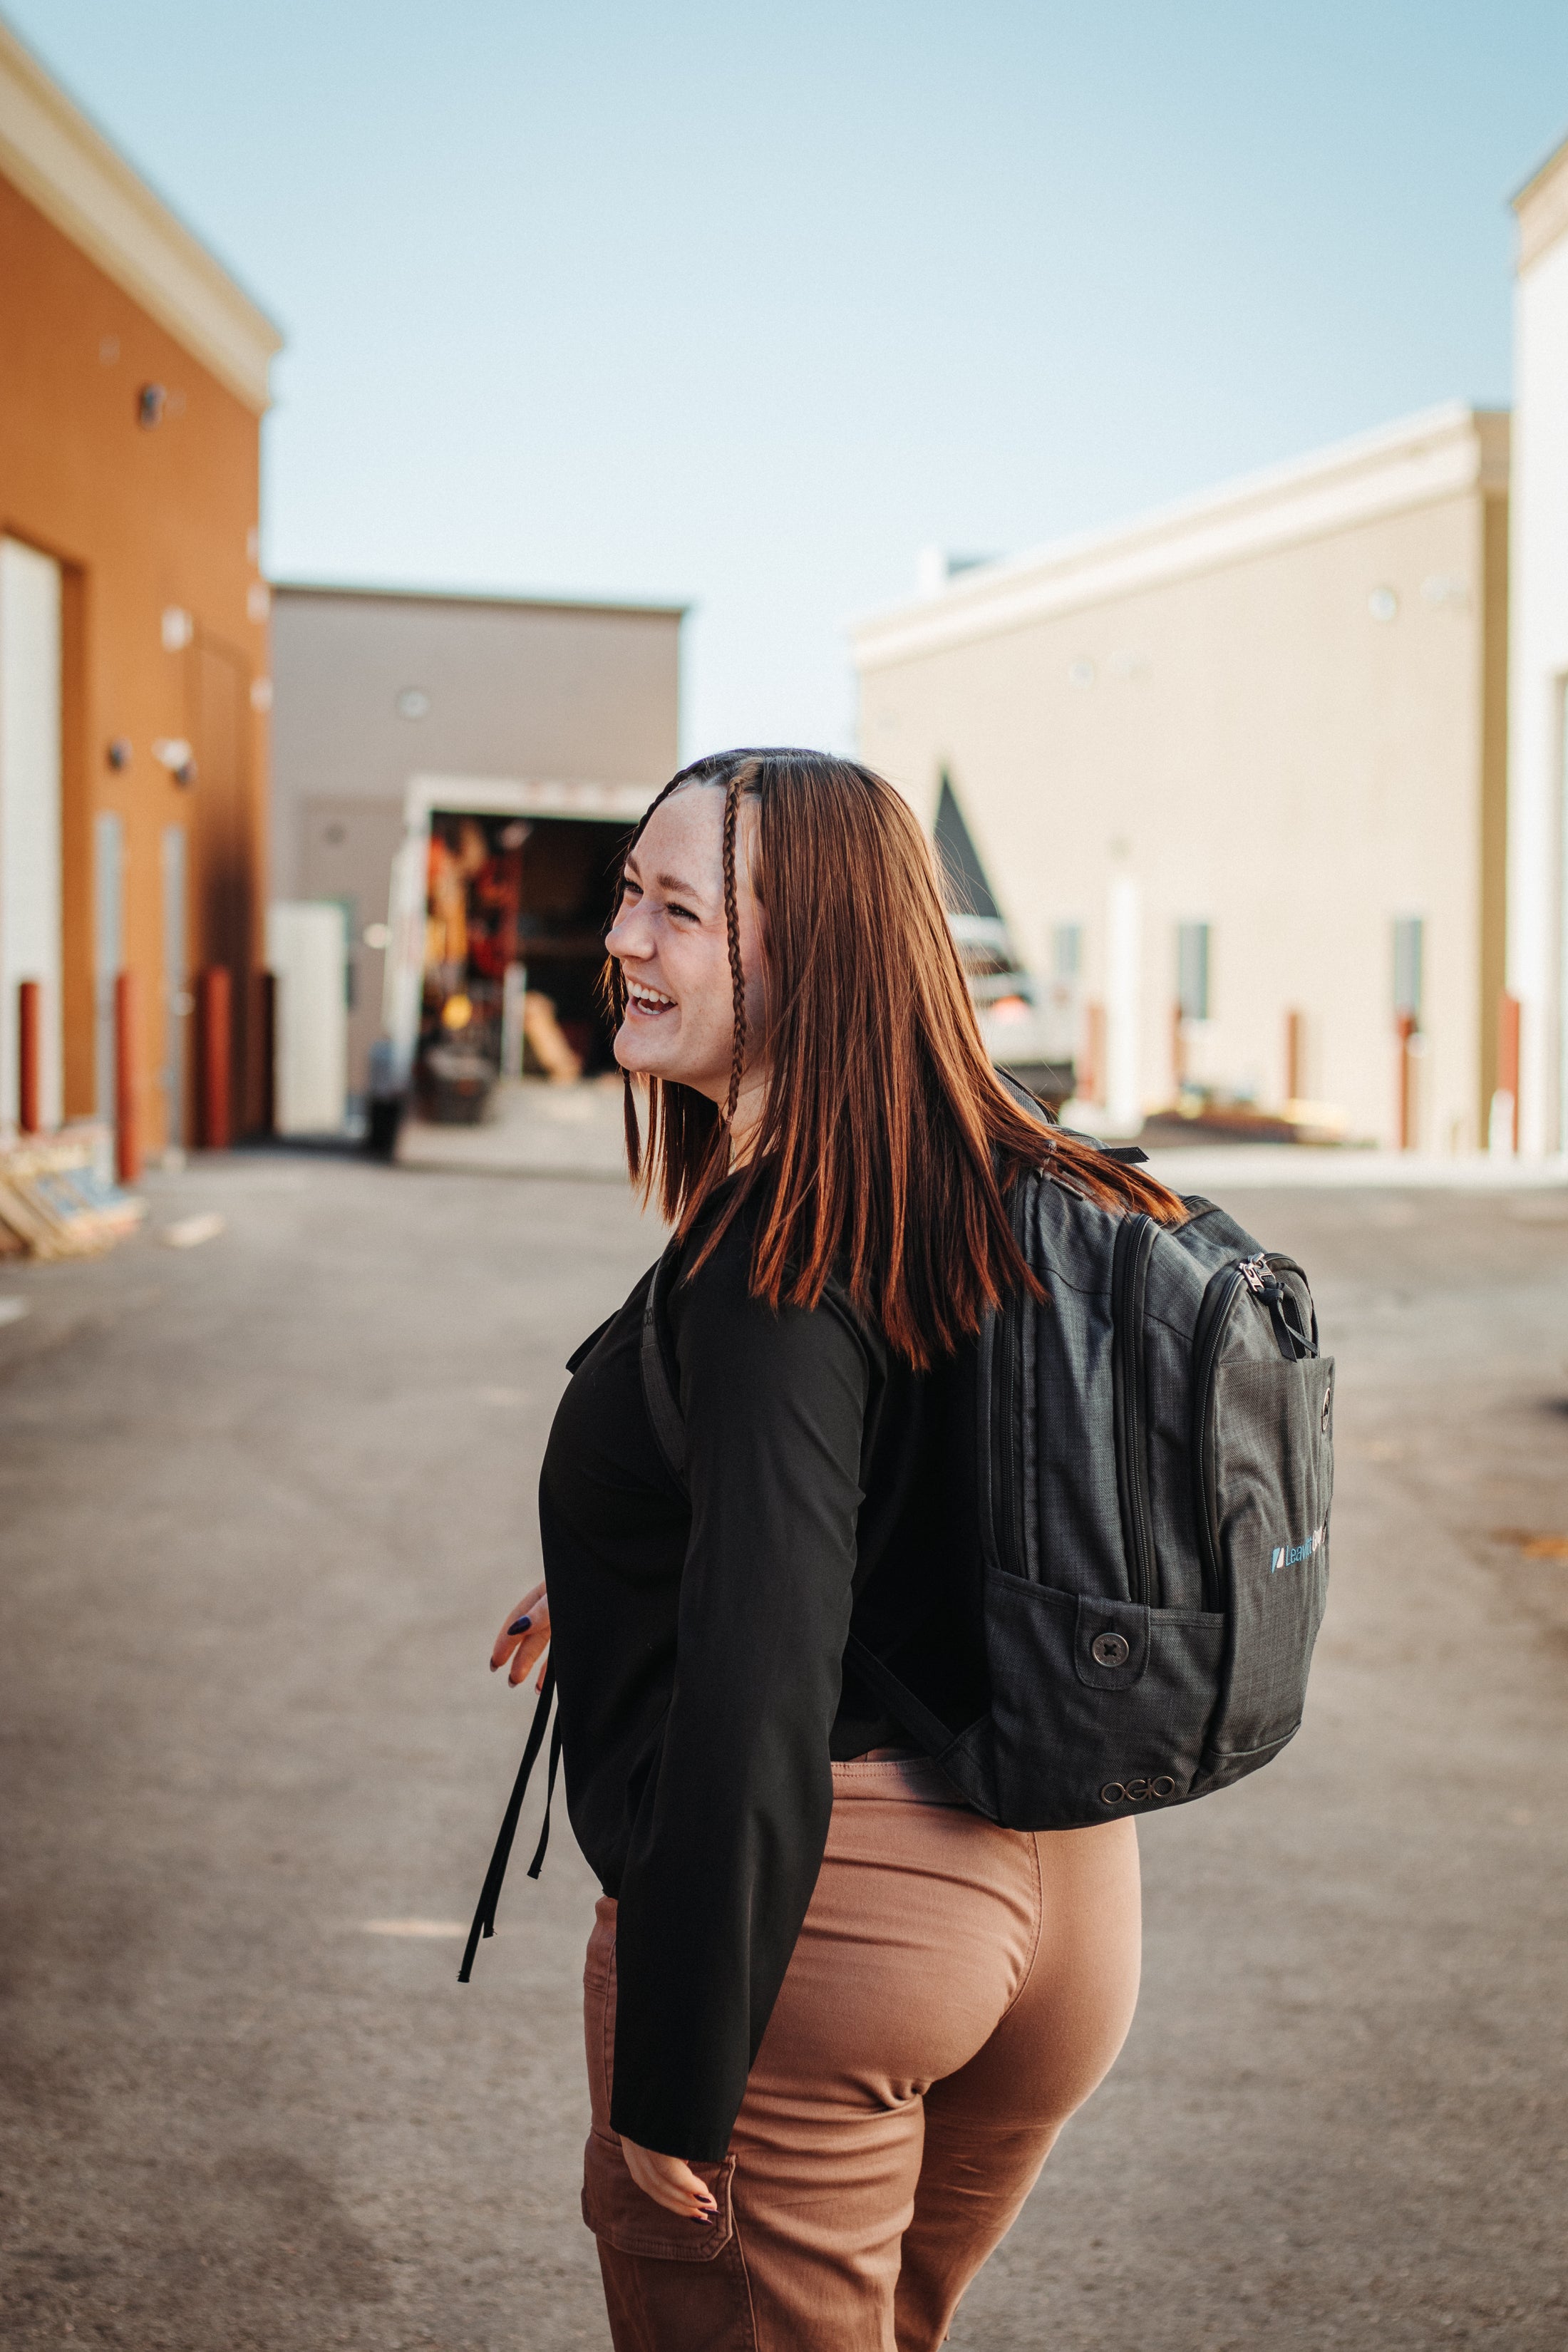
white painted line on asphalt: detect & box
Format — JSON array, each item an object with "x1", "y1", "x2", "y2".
[
  {"x1": 0, "y1": 1296, "x2": 30, "y2": 1325},
  {"x1": 163, "y1": 1213, "x2": 226, "y2": 1249},
  {"x1": 361, "y1": 1919, "x2": 468, "y2": 1938}
]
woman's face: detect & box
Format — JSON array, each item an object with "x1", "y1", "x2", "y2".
[{"x1": 607, "y1": 785, "x2": 768, "y2": 1113}]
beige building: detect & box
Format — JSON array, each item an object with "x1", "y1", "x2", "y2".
[
  {"x1": 1508, "y1": 133, "x2": 1568, "y2": 1157},
  {"x1": 269, "y1": 584, "x2": 683, "y2": 1109},
  {"x1": 851, "y1": 403, "x2": 1509, "y2": 1149}
]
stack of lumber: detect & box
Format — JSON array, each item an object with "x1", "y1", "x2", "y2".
[{"x1": 0, "y1": 1134, "x2": 145, "y2": 1259}]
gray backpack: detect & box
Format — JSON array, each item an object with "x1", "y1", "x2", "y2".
[{"x1": 639, "y1": 1167, "x2": 1333, "y2": 1832}]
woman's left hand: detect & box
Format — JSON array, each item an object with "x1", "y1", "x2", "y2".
[
  {"x1": 490, "y1": 1582, "x2": 551, "y2": 1690},
  {"x1": 618, "y1": 2136, "x2": 719, "y2": 2224}
]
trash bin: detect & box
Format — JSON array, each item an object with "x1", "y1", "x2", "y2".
[
  {"x1": 418, "y1": 1045, "x2": 496, "y2": 1126},
  {"x1": 365, "y1": 1036, "x2": 408, "y2": 1160}
]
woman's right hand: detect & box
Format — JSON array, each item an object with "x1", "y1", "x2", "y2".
[{"x1": 490, "y1": 1582, "x2": 551, "y2": 1691}]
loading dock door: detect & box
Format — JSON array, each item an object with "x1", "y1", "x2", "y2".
[
  {"x1": 0, "y1": 537, "x2": 63, "y2": 1132},
  {"x1": 387, "y1": 774, "x2": 656, "y2": 1078}
]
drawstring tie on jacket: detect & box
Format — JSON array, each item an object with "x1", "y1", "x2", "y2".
[{"x1": 458, "y1": 1664, "x2": 562, "y2": 1984}]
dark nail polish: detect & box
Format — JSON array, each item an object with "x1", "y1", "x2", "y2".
[{"x1": 507, "y1": 1616, "x2": 531, "y2": 1635}]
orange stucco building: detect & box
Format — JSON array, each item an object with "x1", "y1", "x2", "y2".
[{"x1": 0, "y1": 18, "x2": 281, "y2": 1157}]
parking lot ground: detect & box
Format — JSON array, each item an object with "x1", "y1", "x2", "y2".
[{"x1": 1, "y1": 1155, "x2": 1564, "y2": 2351}]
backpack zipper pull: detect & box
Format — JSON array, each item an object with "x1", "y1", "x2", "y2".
[{"x1": 1238, "y1": 1252, "x2": 1316, "y2": 1361}]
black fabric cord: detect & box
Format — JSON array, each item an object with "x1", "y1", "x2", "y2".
[
  {"x1": 525, "y1": 1710, "x2": 565, "y2": 1880},
  {"x1": 458, "y1": 1659, "x2": 557, "y2": 1984}
]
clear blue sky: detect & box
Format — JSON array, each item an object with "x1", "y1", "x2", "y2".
[{"x1": 10, "y1": 2, "x2": 1568, "y2": 758}]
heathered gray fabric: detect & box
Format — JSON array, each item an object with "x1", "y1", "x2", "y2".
[{"x1": 968, "y1": 1172, "x2": 1333, "y2": 1830}]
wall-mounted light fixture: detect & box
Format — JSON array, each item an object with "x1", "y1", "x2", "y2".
[
  {"x1": 106, "y1": 738, "x2": 133, "y2": 771},
  {"x1": 138, "y1": 382, "x2": 166, "y2": 428},
  {"x1": 161, "y1": 606, "x2": 194, "y2": 651},
  {"x1": 152, "y1": 736, "x2": 197, "y2": 788}
]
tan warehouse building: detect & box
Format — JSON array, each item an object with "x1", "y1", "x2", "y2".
[
  {"x1": 269, "y1": 584, "x2": 683, "y2": 1118},
  {"x1": 852, "y1": 402, "x2": 1509, "y2": 1151},
  {"x1": 0, "y1": 19, "x2": 279, "y2": 1160}
]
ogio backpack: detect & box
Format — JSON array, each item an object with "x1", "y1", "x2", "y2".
[{"x1": 638, "y1": 1165, "x2": 1333, "y2": 1834}]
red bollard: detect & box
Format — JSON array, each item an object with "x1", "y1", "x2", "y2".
[
  {"x1": 197, "y1": 966, "x2": 232, "y2": 1150},
  {"x1": 114, "y1": 971, "x2": 140, "y2": 1184},
  {"x1": 18, "y1": 979, "x2": 41, "y2": 1134}
]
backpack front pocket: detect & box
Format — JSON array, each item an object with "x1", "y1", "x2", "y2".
[
  {"x1": 1197, "y1": 1351, "x2": 1333, "y2": 1776},
  {"x1": 983, "y1": 1570, "x2": 1224, "y2": 1829}
]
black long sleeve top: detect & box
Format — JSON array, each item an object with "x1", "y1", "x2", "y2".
[{"x1": 538, "y1": 1182, "x2": 983, "y2": 2160}]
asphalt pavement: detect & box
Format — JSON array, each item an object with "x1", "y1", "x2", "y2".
[{"x1": 1, "y1": 1152, "x2": 1564, "y2": 2352}]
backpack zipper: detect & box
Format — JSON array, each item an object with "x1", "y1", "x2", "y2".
[
  {"x1": 986, "y1": 1175, "x2": 1033, "y2": 1579},
  {"x1": 1239, "y1": 1251, "x2": 1319, "y2": 1361},
  {"x1": 1190, "y1": 1263, "x2": 1245, "y2": 1607},
  {"x1": 1110, "y1": 1212, "x2": 1158, "y2": 1606},
  {"x1": 1189, "y1": 1251, "x2": 1314, "y2": 1604}
]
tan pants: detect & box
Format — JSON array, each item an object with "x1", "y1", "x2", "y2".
[{"x1": 582, "y1": 1757, "x2": 1142, "y2": 2351}]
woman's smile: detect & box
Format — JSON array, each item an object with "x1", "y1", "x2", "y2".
[{"x1": 625, "y1": 979, "x2": 677, "y2": 1018}]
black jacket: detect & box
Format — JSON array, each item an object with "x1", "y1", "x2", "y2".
[{"x1": 539, "y1": 1185, "x2": 981, "y2": 2158}]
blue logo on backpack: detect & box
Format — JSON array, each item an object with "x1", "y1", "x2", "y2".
[{"x1": 1270, "y1": 1525, "x2": 1324, "y2": 1573}]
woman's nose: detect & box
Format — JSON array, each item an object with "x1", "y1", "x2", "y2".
[{"x1": 607, "y1": 907, "x2": 648, "y2": 959}]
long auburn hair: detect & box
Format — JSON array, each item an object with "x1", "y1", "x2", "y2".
[{"x1": 604, "y1": 749, "x2": 1185, "y2": 1370}]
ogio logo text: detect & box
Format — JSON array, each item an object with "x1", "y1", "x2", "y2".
[{"x1": 1100, "y1": 1775, "x2": 1178, "y2": 1805}]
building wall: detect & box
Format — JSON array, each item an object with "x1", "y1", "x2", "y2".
[
  {"x1": 0, "y1": 163, "x2": 273, "y2": 1150},
  {"x1": 855, "y1": 408, "x2": 1507, "y2": 1151},
  {"x1": 1509, "y1": 139, "x2": 1568, "y2": 1157},
  {"x1": 269, "y1": 587, "x2": 683, "y2": 1093}
]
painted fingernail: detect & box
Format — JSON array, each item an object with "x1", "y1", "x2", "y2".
[{"x1": 507, "y1": 1616, "x2": 531, "y2": 1635}]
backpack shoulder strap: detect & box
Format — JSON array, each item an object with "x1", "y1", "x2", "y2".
[
  {"x1": 994, "y1": 1065, "x2": 1150, "y2": 1166},
  {"x1": 641, "y1": 1235, "x2": 689, "y2": 1486}
]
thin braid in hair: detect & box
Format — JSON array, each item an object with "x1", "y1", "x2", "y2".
[
  {"x1": 720, "y1": 771, "x2": 746, "y2": 1124},
  {"x1": 612, "y1": 769, "x2": 690, "y2": 1173}
]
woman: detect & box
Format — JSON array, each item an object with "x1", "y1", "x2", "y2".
[{"x1": 489, "y1": 750, "x2": 1183, "y2": 2351}]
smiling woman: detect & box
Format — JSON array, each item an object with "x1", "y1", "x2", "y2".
[
  {"x1": 482, "y1": 748, "x2": 1181, "y2": 2352},
  {"x1": 607, "y1": 780, "x2": 767, "y2": 1145}
]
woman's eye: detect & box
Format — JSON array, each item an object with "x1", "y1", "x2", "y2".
[{"x1": 666, "y1": 902, "x2": 696, "y2": 924}]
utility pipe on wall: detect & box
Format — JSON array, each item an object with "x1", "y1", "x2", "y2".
[{"x1": 1105, "y1": 877, "x2": 1142, "y2": 1134}]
